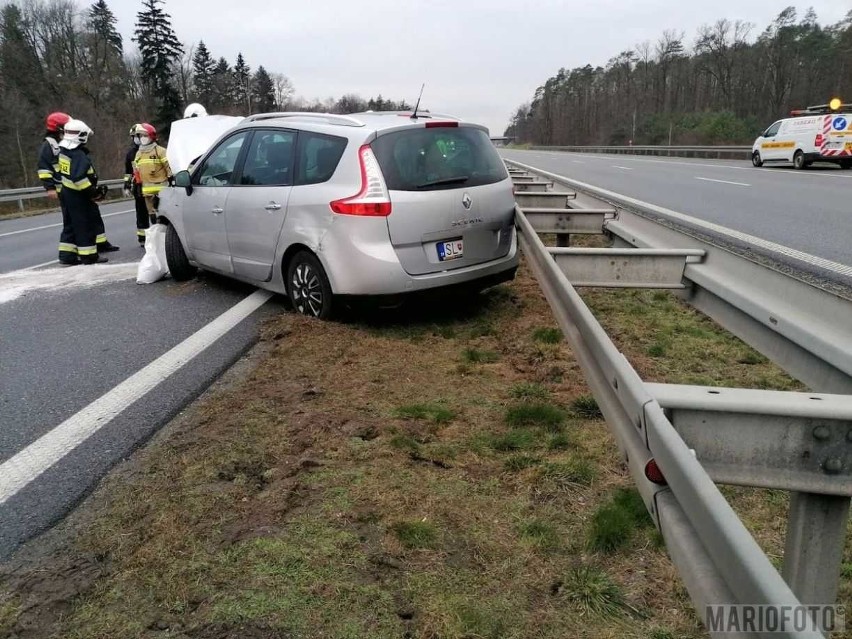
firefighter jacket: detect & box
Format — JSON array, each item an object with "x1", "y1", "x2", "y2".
[
  {"x1": 37, "y1": 137, "x2": 62, "y2": 192},
  {"x1": 134, "y1": 143, "x2": 171, "y2": 196},
  {"x1": 57, "y1": 146, "x2": 101, "y2": 258},
  {"x1": 58, "y1": 146, "x2": 98, "y2": 198}
]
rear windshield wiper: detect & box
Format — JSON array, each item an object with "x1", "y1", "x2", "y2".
[{"x1": 416, "y1": 175, "x2": 469, "y2": 188}]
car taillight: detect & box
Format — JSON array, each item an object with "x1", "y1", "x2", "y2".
[
  {"x1": 425, "y1": 121, "x2": 458, "y2": 128},
  {"x1": 644, "y1": 459, "x2": 667, "y2": 485},
  {"x1": 330, "y1": 145, "x2": 392, "y2": 217},
  {"x1": 815, "y1": 133, "x2": 825, "y2": 147}
]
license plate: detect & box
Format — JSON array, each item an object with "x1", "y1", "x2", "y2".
[{"x1": 437, "y1": 239, "x2": 463, "y2": 261}]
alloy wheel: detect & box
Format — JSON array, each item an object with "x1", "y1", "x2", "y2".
[{"x1": 290, "y1": 262, "x2": 324, "y2": 317}]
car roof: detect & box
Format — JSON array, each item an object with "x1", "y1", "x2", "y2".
[{"x1": 240, "y1": 111, "x2": 485, "y2": 135}]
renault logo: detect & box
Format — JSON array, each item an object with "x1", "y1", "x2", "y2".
[{"x1": 462, "y1": 193, "x2": 472, "y2": 210}]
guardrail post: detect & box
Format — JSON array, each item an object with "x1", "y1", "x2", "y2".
[
  {"x1": 17, "y1": 198, "x2": 24, "y2": 213},
  {"x1": 782, "y1": 492, "x2": 850, "y2": 605}
]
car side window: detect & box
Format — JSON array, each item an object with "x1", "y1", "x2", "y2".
[
  {"x1": 195, "y1": 131, "x2": 250, "y2": 186},
  {"x1": 239, "y1": 129, "x2": 296, "y2": 186},
  {"x1": 764, "y1": 122, "x2": 782, "y2": 137},
  {"x1": 295, "y1": 132, "x2": 347, "y2": 186}
]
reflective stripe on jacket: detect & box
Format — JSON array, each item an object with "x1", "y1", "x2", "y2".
[{"x1": 37, "y1": 138, "x2": 62, "y2": 192}]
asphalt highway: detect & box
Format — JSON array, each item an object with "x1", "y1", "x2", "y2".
[
  {"x1": 0, "y1": 199, "x2": 284, "y2": 558},
  {"x1": 501, "y1": 150, "x2": 852, "y2": 268}
]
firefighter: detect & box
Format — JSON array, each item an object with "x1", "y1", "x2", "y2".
[
  {"x1": 37, "y1": 112, "x2": 79, "y2": 265},
  {"x1": 57, "y1": 120, "x2": 110, "y2": 265},
  {"x1": 133, "y1": 123, "x2": 173, "y2": 224},
  {"x1": 124, "y1": 124, "x2": 149, "y2": 245}
]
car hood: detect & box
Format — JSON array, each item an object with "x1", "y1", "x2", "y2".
[{"x1": 166, "y1": 115, "x2": 245, "y2": 172}]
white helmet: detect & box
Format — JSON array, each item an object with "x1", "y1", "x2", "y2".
[
  {"x1": 183, "y1": 103, "x2": 208, "y2": 118},
  {"x1": 59, "y1": 119, "x2": 93, "y2": 149}
]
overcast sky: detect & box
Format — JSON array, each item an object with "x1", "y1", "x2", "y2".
[{"x1": 107, "y1": 0, "x2": 850, "y2": 135}]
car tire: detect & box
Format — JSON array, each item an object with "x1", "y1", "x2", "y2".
[
  {"x1": 751, "y1": 151, "x2": 763, "y2": 167},
  {"x1": 792, "y1": 150, "x2": 806, "y2": 170},
  {"x1": 840, "y1": 160, "x2": 852, "y2": 170},
  {"x1": 286, "y1": 251, "x2": 334, "y2": 319},
  {"x1": 165, "y1": 224, "x2": 197, "y2": 281}
]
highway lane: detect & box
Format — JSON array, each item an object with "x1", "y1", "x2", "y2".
[
  {"x1": 501, "y1": 150, "x2": 852, "y2": 268},
  {"x1": 0, "y1": 200, "x2": 138, "y2": 273},
  {"x1": 0, "y1": 201, "x2": 283, "y2": 558}
]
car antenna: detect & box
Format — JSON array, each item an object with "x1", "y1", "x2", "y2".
[{"x1": 411, "y1": 83, "x2": 425, "y2": 120}]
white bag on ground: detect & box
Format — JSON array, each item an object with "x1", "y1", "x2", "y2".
[{"x1": 136, "y1": 223, "x2": 170, "y2": 284}]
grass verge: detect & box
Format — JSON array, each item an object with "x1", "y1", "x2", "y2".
[{"x1": 0, "y1": 257, "x2": 848, "y2": 639}]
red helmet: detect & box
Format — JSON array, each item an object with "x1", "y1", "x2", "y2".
[
  {"x1": 45, "y1": 112, "x2": 71, "y2": 133},
  {"x1": 140, "y1": 122, "x2": 157, "y2": 141}
]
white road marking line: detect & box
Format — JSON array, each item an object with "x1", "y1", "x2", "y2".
[
  {"x1": 613, "y1": 166, "x2": 633, "y2": 170},
  {"x1": 20, "y1": 259, "x2": 58, "y2": 271},
  {"x1": 0, "y1": 209, "x2": 133, "y2": 239},
  {"x1": 572, "y1": 160, "x2": 585, "y2": 164},
  {"x1": 0, "y1": 288, "x2": 273, "y2": 505},
  {"x1": 695, "y1": 177, "x2": 751, "y2": 187},
  {"x1": 507, "y1": 159, "x2": 852, "y2": 278}
]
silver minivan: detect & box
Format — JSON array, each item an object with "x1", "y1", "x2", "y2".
[{"x1": 161, "y1": 111, "x2": 518, "y2": 318}]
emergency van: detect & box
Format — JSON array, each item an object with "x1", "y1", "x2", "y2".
[{"x1": 751, "y1": 100, "x2": 852, "y2": 170}]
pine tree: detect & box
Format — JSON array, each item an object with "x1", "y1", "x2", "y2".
[
  {"x1": 232, "y1": 52, "x2": 251, "y2": 112},
  {"x1": 133, "y1": 0, "x2": 183, "y2": 125},
  {"x1": 84, "y1": 0, "x2": 126, "y2": 107},
  {"x1": 252, "y1": 65, "x2": 276, "y2": 113},
  {"x1": 210, "y1": 57, "x2": 231, "y2": 112},
  {"x1": 88, "y1": 0, "x2": 122, "y2": 57},
  {"x1": 192, "y1": 40, "x2": 215, "y2": 105},
  {"x1": 0, "y1": 4, "x2": 47, "y2": 105}
]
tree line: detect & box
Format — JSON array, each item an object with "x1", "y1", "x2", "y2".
[
  {"x1": 0, "y1": 0, "x2": 411, "y2": 188},
  {"x1": 505, "y1": 7, "x2": 852, "y2": 147}
]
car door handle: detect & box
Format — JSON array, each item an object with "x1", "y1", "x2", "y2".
[
  {"x1": 264, "y1": 203, "x2": 282, "y2": 211},
  {"x1": 211, "y1": 207, "x2": 223, "y2": 214}
]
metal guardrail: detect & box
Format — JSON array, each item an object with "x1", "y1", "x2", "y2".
[
  {"x1": 508, "y1": 162, "x2": 851, "y2": 638},
  {"x1": 526, "y1": 144, "x2": 752, "y2": 159},
  {"x1": 0, "y1": 179, "x2": 124, "y2": 212}
]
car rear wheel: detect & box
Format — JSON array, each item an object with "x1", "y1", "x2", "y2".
[
  {"x1": 840, "y1": 159, "x2": 852, "y2": 170},
  {"x1": 165, "y1": 224, "x2": 197, "y2": 281},
  {"x1": 286, "y1": 251, "x2": 334, "y2": 319},
  {"x1": 751, "y1": 151, "x2": 763, "y2": 167},
  {"x1": 792, "y1": 150, "x2": 806, "y2": 170}
]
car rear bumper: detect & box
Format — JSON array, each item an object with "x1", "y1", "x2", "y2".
[{"x1": 317, "y1": 218, "x2": 519, "y2": 296}]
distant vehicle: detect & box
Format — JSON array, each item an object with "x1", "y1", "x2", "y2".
[
  {"x1": 751, "y1": 99, "x2": 852, "y2": 170},
  {"x1": 159, "y1": 111, "x2": 518, "y2": 319}
]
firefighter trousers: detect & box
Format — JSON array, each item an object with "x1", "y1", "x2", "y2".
[
  {"x1": 134, "y1": 193, "x2": 149, "y2": 244},
  {"x1": 61, "y1": 190, "x2": 101, "y2": 264},
  {"x1": 57, "y1": 192, "x2": 78, "y2": 264}
]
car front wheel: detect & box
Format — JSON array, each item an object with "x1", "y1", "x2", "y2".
[
  {"x1": 751, "y1": 151, "x2": 763, "y2": 167},
  {"x1": 165, "y1": 224, "x2": 197, "y2": 281},
  {"x1": 286, "y1": 251, "x2": 334, "y2": 319}
]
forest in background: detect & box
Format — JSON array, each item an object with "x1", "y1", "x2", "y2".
[
  {"x1": 0, "y1": 0, "x2": 409, "y2": 188},
  {"x1": 504, "y1": 7, "x2": 852, "y2": 147}
]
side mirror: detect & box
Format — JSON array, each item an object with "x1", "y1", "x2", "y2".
[{"x1": 174, "y1": 170, "x2": 192, "y2": 195}]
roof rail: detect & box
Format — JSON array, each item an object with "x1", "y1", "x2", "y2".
[
  {"x1": 350, "y1": 110, "x2": 462, "y2": 121},
  {"x1": 243, "y1": 112, "x2": 365, "y2": 127}
]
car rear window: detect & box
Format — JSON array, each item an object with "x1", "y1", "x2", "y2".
[{"x1": 371, "y1": 126, "x2": 508, "y2": 191}]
